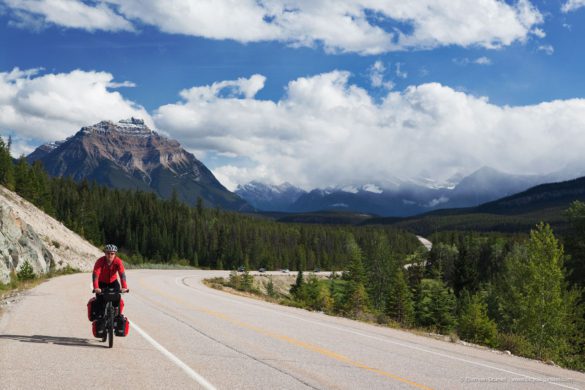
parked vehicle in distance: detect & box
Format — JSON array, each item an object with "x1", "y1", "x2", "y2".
[
  {"x1": 258, "y1": 268, "x2": 266, "y2": 273},
  {"x1": 237, "y1": 266, "x2": 245, "y2": 272},
  {"x1": 281, "y1": 268, "x2": 289, "y2": 273},
  {"x1": 314, "y1": 268, "x2": 321, "y2": 272}
]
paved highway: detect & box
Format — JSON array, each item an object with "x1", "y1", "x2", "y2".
[{"x1": 1, "y1": 270, "x2": 584, "y2": 389}]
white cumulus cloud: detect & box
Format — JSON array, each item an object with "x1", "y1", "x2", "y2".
[
  {"x1": 562, "y1": 0, "x2": 585, "y2": 12},
  {"x1": 153, "y1": 71, "x2": 585, "y2": 190},
  {"x1": 0, "y1": 68, "x2": 151, "y2": 155},
  {"x1": 4, "y1": 0, "x2": 134, "y2": 31},
  {"x1": 538, "y1": 44, "x2": 554, "y2": 55},
  {"x1": 3, "y1": 0, "x2": 544, "y2": 54},
  {"x1": 368, "y1": 61, "x2": 394, "y2": 89}
]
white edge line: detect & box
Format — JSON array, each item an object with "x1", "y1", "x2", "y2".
[
  {"x1": 131, "y1": 320, "x2": 217, "y2": 390},
  {"x1": 176, "y1": 275, "x2": 581, "y2": 390}
]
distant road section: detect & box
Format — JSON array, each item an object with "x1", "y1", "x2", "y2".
[
  {"x1": 1, "y1": 270, "x2": 585, "y2": 389},
  {"x1": 417, "y1": 235, "x2": 433, "y2": 251}
]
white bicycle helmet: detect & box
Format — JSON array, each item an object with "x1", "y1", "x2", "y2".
[{"x1": 104, "y1": 244, "x2": 118, "y2": 252}]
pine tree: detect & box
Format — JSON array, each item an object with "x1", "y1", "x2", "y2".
[
  {"x1": 565, "y1": 201, "x2": 585, "y2": 297},
  {"x1": 0, "y1": 136, "x2": 15, "y2": 190},
  {"x1": 290, "y1": 269, "x2": 306, "y2": 301},
  {"x1": 342, "y1": 234, "x2": 369, "y2": 317},
  {"x1": 458, "y1": 293, "x2": 498, "y2": 346},
  {"x1": 385, "y1": 269, "x2": 414, "y2": 326},
  {"x1": 365, "y1": 233, "x2": 394, "y2": 311},
  {"x1": 416, "y1": 279, "x2": 456, "y2": 333}
]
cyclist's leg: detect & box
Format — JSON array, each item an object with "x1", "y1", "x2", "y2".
[
  {"x1": 94, "y1": 282, "x2": 108, "y2": 316},
  {"x1": 109, "y1": 280, "x2": 122, "y2": 314}
]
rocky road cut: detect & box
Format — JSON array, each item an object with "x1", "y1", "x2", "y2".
[{"x1": 1, "y1": 270, "x2": 585, "y2": 390}]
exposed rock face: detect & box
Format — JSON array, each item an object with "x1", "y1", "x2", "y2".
[
  {"x1": 28, "y1": 118, "x2": 251, "y2": 211},
  {"x1": 0, "y1": 205, "x2": 52, "y2": 283},
  {"x1": 0, "y1": 186, "x2": 99, "y2": 284}
]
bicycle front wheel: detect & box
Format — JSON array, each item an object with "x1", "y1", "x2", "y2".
[{"x1": 108, "y1": 325, "x2": 113, "y2": 348}]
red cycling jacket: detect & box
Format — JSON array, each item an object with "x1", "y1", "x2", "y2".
[{"x1": 92, "y1": 256, "x2": 128, "y2": 289}]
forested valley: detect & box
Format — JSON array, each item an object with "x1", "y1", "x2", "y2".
[{"x1": 1, "y1": 139, "x2": 584, "y2": 371}]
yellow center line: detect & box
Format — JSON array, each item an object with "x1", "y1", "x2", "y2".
[{"x1": 137, "y1": 277, "x2": 433, "y2": 390}]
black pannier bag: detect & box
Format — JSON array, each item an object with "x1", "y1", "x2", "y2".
[{"x1": 114, "y1": 315, "x2": 130, "y2": 337}]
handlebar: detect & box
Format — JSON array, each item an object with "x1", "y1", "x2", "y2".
[{"x1": 93, "y1": 289, "x2": 129, "y2": 294}]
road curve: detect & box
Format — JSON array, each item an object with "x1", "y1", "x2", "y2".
[{"x1": 1, "y1": 270, "x2": 584, "y2": 390}]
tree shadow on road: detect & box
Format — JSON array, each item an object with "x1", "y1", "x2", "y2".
[{"x1": 0, "y1": 334, "x2": 106, "y2": 348}]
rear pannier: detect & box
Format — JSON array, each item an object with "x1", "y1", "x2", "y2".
[
  {"x1": 92, "y1": 319, "x2": 106, "y2": 338},
  {"x1": 114, "y1": 315, "x2": 130, "y2": 337}
]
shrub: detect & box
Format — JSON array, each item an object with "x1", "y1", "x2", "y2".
[
  {"x1": 17, "y1": 261, "x2": 36, "y2": 281},
  {"x1": 497, "y1": 333, "x2": 534, "y2": 358}
]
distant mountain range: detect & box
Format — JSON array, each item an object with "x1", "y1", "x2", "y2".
[
  {"x1": 274, "y1": 174, "x2": 585, "y2": 236},
  {"x1": 237, "y1": 166, "x2": 585, "y2": 217},
  {"x1": 28, "y1": 118, "x2": 250, "y2": 211},
  {"x1": 235, "y1": 181, "x2": 306, "y2": 211},
  {"x1": 364, "y1": 175, "x2": 585, "y2": 235}
]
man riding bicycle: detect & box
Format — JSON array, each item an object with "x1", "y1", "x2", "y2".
[{"x1": 92, "y1": 244, "x2": 129, "y2": 315}]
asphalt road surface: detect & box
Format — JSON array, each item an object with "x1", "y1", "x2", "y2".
[{"x1": 1, "y1": 270, "x2": 584, "y2": 390}]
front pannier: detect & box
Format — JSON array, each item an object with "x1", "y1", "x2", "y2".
[{"x1": 87, "y1": 297, "x2": 98, "y2": 321}]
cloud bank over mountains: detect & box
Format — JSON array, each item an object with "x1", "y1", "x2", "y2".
[
  {"x1": 4, "y1": 0, "x2": 545, "y2": 54},
  {"x1": 3, "y1": 67, "x2": 585, "y2": 191}
]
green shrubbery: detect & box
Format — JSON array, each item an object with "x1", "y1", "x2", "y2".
[{"x1": 16, "y1": 261, "x2": 36, "y2": 281}]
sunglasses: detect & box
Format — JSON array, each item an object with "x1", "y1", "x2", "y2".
[{"x1": 106, "y1": 252, "x2": 116, "y2": 255}]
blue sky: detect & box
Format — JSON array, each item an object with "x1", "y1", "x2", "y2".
[{"x1": 1, "y1": 0, "x2": 585, "y2": 190}]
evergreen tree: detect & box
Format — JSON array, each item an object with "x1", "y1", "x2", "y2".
[
  {"x1": 458, "y1": 293, "x2": 498, "y2": 347},
  {"x1": 499, "y1": 223, "x2": 574, "y2": 360},
  {"x1": 385, "y1": 268, "x2": 414, "y2": 326},
  {"x1": 364, "y1": 233, "x2": 394, "y2": 311},
  {"x1": 342, "y1": 234, "x2": 369, "y2": 317},
  {"x1": 290, "y1": 269, "x2": 306, "y2": 301},
  {"x1": 416, "y1": 279, "x2": 457, "y2": 333},
  {"x1": 0, "y1": 137, "x2": 15, "y2": 190},
  {"x1": 344, "y1": 234, "x2": 366, "y2": 284},
  {"x1": 427, "y1": 242, "x2": 458, "y2": 283},
  {"x1": 305, "y1": 275, "x2": 332, "y2": 312},
  {"x1": 17, "y1": 260, "x2": 36, "y2": 281},
  {"x1": 453, "y1": 236, "x2": 480, "y2": 296},
  {"x1": 565, "y1": 201, "x2": 585, "y2": 298},
  {"x1": 241, "y1": 268, "x2": 253, "y2": 291}
]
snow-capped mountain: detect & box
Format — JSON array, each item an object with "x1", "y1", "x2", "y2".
[
  {"x1": 282, "y1": 166, "x2": 585, "y2": 217},
  {"x1": 27, "y1": 118, "x2": 250, "y2": 211},
  {"x1": 235, "y1": 181, "x2": 306, "y2": 211}
]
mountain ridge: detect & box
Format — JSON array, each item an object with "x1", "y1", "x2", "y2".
[
  {"x1": 240, "y1": 165, "x2": 585, "y2": 217},
  {"x1": 28, "y1": 118, "x2": 250, "y2": 211}
]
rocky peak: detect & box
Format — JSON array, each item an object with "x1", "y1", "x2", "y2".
[
  {"x1": 80, "y1": 118, "x2": 153, "y2": 137},
  {"x1": 26, "y1": 119, "x2": 250, "y2": 211},
  {"x1": 64, "y1": 119, "x2": 194, "y2": 181}
]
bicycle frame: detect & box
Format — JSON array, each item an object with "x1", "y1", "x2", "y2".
[{"x1": 99, "y1": 288, "x2": 121, "y2": 348}]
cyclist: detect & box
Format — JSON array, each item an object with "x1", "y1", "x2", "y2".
[{"x1": 92, "y1": 244, "x2": 129, "y2": 316}]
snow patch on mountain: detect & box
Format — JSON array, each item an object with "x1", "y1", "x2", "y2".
[{"x1": 363, "y1": 184, "x2": 383, "y2": 194}]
